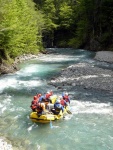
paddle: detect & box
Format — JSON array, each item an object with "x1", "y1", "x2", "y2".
[
  {"x1": 50, "y1": 120, "x2": 53, "y2": 129},
  {"x1": 48, "y1": 101, "x2": 53, "y2": 128},
  {"x1": 67, "y1": 109, "x2": 72, "y2": 114},
  {"x1": 66, "y1": 106, "x2": 72, "y2": 114}
]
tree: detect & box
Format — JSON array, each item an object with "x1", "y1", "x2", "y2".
[{"x1": 0, "y1": 0, "x2": 44, "y2": 62}]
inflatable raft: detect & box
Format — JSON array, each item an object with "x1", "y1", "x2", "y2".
[
  {"x1": 30, "y1": 107, "x2": 68, "y2": 123},
  {"x1": 29, "y1": 95, "x2": 72, "y2": 123}
]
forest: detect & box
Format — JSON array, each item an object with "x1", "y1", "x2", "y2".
[{"x1": 0, "y1": 0, "x2": 113, "y2": 63}]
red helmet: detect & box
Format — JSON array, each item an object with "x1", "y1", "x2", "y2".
[{"x1": 34, "y1": 96, "x2": 37, "y2": 100}]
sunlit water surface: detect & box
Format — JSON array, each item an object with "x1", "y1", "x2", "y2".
[{"x1": 0, "y1": 48, "x2": 113, "y2": 150}]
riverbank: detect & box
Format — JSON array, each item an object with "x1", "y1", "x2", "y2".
[
  {"x1": 94, "y1": 51, "x2": 113, "y2": 63},
  {"x1": 0, "y1": 53, "x2": 42, "y2": 75},
  {"x1": 49, "y1": 51, "x2": 113, "y2": 94},
  {"x1": 1, "y1": 50, "x2": 113, "y2": 94},
  {"x1": 1, "y1": 50, "x2": 113, "y2": 75}
]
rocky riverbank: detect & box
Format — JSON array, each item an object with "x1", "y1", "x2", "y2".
[
  {"x1": 49, "y1": 51, "x2": 113, "y2": 94},
  {"x1": 1, "y1": 50, "x2": 113, "y2": 75},
  {"x1": 0, "y1": 54, "x2": 40, "y2": 75},
  {"x1": 49, "y1": 62, "x2": 113, "y2": 93},
  {"x1": 94, "y1": 51, "x2": 113, "y2": 63}
]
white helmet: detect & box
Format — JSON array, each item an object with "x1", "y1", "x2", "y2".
[{"x1": 65, "y1": 92, "x2": 68, "y2": 95}]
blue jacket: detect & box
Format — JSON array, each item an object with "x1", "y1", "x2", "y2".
[
  {"x1": 54, "y1": 102, "x2": 64, "y2": 112},
  {"x1": 39, "y1": 96, "x2": 45, "y2": 102}
]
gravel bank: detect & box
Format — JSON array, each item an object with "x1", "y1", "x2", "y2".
[
  {"x1": 94, "y1": 51, "x2": 113, "y2": 63},
  {"x1": 49, "y1": 62, "x2": 113, "y2": 93}
]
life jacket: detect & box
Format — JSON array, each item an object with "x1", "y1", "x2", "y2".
[
  {"x1": 30, "y1": 104, "x2": 37, "y2": 110},
  {"x1": 32, "y1": 99, "x2": 37, "y2": 105},
  {"x1": 34, "y1": 96, "x2": 38, "y2": 100},
  {"x1": 33, "y1": 94, "x2": 41, "y2": 103},
  {"x1": 63, "y1": 95, "x2": 70, "y2": 102},
  {"x1": 45, "y1": 93, "x2": 51, "y2": 99},
  {"x1": 60, "y1": 99, "x2": 66, "y2": 106},
  {"x1": 30, "y1": 98, "x2": 38, "y2": 110},
  {"x1": 37, "y1": 94, "x2": 42, "y2": 99},
  {"x1": 30, "y1": 103, "x2": 37, "y2": 110}
]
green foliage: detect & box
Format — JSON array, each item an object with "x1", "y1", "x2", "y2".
[
  {"x1": 36, "y1": 0, "x2": 76, "y2": 47},
  {"x1": 1, "y1": 0, "x2": 113, "y2": 57},
  {"x1": 0, "y1": 0, "x2": 44, "y2": 61},
  {"x1": 59, "y1": 3, "x2": 74, "y2": 28},
  {"x1": 72, "y1": 0, "x2": 113, "y2": 49}
]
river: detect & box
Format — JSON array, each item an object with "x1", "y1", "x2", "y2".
[{"x1": 0, "y1": 48, "x2": 113, "y2": 150}]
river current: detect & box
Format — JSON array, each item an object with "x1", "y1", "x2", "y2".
[{"x1": 0, "y1": 48, "x2": 113, "y2": 150}]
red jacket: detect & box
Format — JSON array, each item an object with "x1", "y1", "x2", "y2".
[{"x1": 60, "y1": 99, "x2": 67, "y2": 107}]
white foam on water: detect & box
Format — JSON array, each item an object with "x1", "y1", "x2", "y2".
[
  {"x1": 70, "y1": 100, "x2": 113, "y2": 115},
  {"x1": 16, "y1": 64, "x2": 48, "y2": 77},
  {"x1": 37, "y1": 145, "x2": 41, "y2": 150},
  {"x1": 0, "y1": 96, "x2": 12, "y2": 115},
  {"x1": 50, "y1": 121, "x2": 60, "y2": 129},
  {"x1": 1, "y1": 107, "x2": 7, "y2": 114},
  {"x1": 17, "y1": 64, "x2": 41, "y2": 75},
  {"x1": 38, "y1": 54, "x2": 80, "y2": 62},
  {"x1": 15, "y1": 107, "x2": 26, "y2": 112},
  {"x1": 17, "y1": 80, "x2": 43, "y2": 88},
  {"x1": 0, "y1": 76, "x2": 44, "y2": 93},
  {"x1": 14, "y1": 115, "x2": 21, "y2": 119},
  {"x1": 27, "y1": 125, "x2": 34, "y2": 132},
  {"x1": 101, "y1": 74, "x2": 111, "y2": 77},
  {"x1": 27, "y1": 124, "x2": 36, "y2": 132},
  {"x1": 0, "y1": 78, "x2": 17, "y2": 93},
  {"x1": 50, "y1": 125, "x2": 60, "y2": 129},
  {"x1": 64, "y1": 115, "x2": 73, "y2": 120},
  {"x1": 0, "y1": 138, "x2": 13, "y2": 150}
]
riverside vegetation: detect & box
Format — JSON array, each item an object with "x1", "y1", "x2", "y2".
[{"x1": 0, "y1": 0, "x2": 113, "y2": 73}]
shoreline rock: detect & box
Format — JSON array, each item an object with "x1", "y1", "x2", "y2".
[
  {"x1": 49, "y1": 62, "x2": 113, "y2": 93},
  {"x1": 0, "y1": 53, "x2": 41, "y2": 75}
]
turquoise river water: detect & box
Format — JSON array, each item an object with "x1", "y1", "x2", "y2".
[{"x1": 0, "y1": 48, "x2": 113, "y2": 150}]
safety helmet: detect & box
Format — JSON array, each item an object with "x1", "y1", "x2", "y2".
[
  {"x1": 65, "y1": 92, "x2": 68, "y2": 96},
  {"x1": 34, "y1": 96, "x2": 37, "y2": 100}
]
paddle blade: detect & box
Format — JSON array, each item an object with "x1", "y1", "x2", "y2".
[{"x1": 67, "y1": 110, "x2": 72, "y2": 114}]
